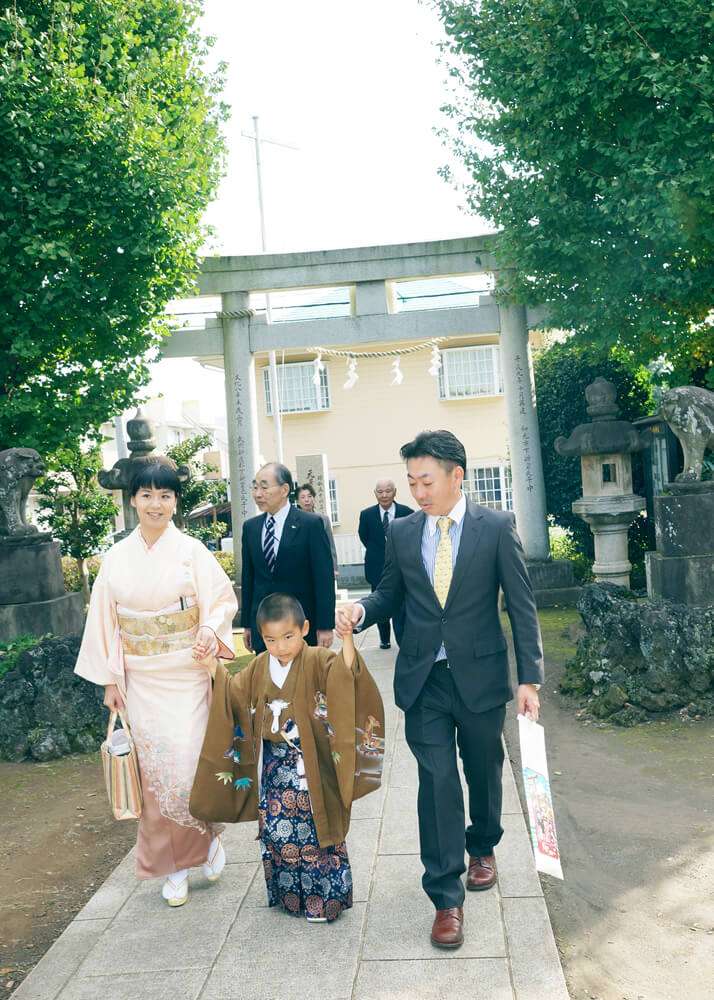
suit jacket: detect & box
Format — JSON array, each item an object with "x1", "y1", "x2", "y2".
[
  {"x1": 240, "y1": 505, "x2": 336, "y2": 639},
  {"x1": 359, "y1": 500, "x2": 543, "y2": 713},
  {"x1": 358, "y1": 502, "x2": 413, "y2": 586}
]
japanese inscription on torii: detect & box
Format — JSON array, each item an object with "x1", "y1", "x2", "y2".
[{"x1": 513, "y1": 353, "x2": 535, "y2": 493}]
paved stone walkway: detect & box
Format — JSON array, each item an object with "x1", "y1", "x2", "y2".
[{"x1": 13, "y1": 631, "x2": 569, "y2": 1000}]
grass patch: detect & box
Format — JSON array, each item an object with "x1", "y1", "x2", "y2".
[{"x1": 501, "y1": 606, "x2": 581, "y2": 667}]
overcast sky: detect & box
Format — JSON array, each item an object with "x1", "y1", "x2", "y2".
[
  {"x1": 148, "y1": 0, "x2": 487, "y2": 413},
  {"x1": 198, "y1": 0, "x2": 487, "y2": 255}
]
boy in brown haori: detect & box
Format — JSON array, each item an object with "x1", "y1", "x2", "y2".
[{"x1": 190, "y1": 592, "x2": 384, "y2": 922}]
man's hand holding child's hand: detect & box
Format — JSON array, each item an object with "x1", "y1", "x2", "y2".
[{"x1": 336, "y1": 603, "x2": 362, "y2": 637}]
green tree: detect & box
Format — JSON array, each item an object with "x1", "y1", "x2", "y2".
[
  {"x1": 166, "y1": 432, "x2": 227, "y2": 546},
  {"x1": 534, "y1": 339, "x2": 654, "y2": 585},
  {"x1": 437, "y1": 0, "x2": 714, "y2": 385},
  {"x1": 0, "y1": 0, "x2": 227, "y2": 455},
  {"x1": 36, "y1": 442, "x2": 117, "y2": 603}
]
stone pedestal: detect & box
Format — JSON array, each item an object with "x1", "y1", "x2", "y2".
[
  {"x1": 526, "y1": 558, "x2": 581, "y2": 607},
  {"x1": 0, "y1": 592, "x2": 85, "y2": 641},
  {"x1": 0, "y1": 535, "x2": 85, "y2": 641},
  {"x1": 573, "y1": 497, "x2": 646, "y2": 587},
  {"x1": 646, "y1": 481, "x2": 714, "y2": 606}
]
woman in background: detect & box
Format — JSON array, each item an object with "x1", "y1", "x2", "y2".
[
  {"x1": 75, "y1": 456, "x2": 238, "y2": 907},
  {"x1": 296, "y1": 481, "x2": 339, "y2": 579}
]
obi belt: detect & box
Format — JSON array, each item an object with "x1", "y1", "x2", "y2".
[{"x1": 117, "y1": 599, "x2": 200, "y2": 657}]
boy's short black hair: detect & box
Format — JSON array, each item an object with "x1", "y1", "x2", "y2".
[
  {"x1": 130, "y1": 456, "x2": 182, "y2": 496},
  {"x1": 256, "y1": 593, "x2": 306, "y2": 632},
  {"x1": 399, "y1": 430, "x2": 467, "y2": 474}
]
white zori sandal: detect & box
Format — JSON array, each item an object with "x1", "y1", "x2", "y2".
[
  {"x1": 202, "y1": 835, "x2": 226, "y2": 883},
  {"x1": 162, "y1": 869, "x2": 189, "y2": 907}
]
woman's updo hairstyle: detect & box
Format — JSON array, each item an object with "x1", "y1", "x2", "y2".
[{"x1": 129, "y1": 456, "x2": 182, "y2": 497}]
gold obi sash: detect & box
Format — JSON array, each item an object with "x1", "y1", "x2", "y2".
[{"x1": 117, "y1": 605, "x2": 200, "y2": 657}]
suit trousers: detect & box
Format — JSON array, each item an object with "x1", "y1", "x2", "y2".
[{"x1": 404, "y1": 663, "x2": 506, "y2": 910}]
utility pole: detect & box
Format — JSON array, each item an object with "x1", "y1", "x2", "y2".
[{"x1": 241, "y1": 116, "x2": 298, "y2": 465}]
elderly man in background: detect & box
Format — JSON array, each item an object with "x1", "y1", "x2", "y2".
[
  {"x1": 296, "y1": 481, "x2": 339, "y2": 578},
  {"x1": 357, "y1": 478, "x2": 412, "y2": 649},
  {"x1": 241, "y1": 463, "x2": 335, "y2": 654}
]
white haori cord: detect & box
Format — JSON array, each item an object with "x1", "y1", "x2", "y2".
[
  {"x1": 267, "y1": 698, "x2": 290, "y2": 733},
  {"x1": 280, "y1": 720, "x2": 308, "y2": 791}
]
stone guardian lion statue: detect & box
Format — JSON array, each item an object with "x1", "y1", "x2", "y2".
[
  {"x1": 0, "y1": 448, "x2": 46, "y2": 537},
  {"x1": 659, "y1": 386, "x2": 714, "y2": 481}
]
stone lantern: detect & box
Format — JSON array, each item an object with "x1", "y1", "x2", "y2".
[
  {"x1": 555, "y1": 378, "x2": 648, "y2": 588},
  {"x1": 99, "y1": 409, "x2": 189, "y2": 541}
]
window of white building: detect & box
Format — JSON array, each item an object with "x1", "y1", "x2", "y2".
[
  {"x1": 264, "y1": 362, "x2": 330, "y2": 416},
  {"x1": 328, "y1": 478, "x2": 340, "y2": 525},
  {"x1": 438, "y1": 345, "x2": 503, "y2": 399},
  {"x1": 463, "y1": 464, "x2": 513, "y2": 511}
]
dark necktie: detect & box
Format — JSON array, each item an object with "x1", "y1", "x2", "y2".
[
  {"x1": 382, "y1": 509, "x2": 390, "y2": 535},
  {"x1": 263, "y1": 514, "x2": 276, "y2": 572}
]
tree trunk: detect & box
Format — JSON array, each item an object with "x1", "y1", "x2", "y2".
[{"x1": 77, "y1": 557, "x2": 91, "y2": 606}]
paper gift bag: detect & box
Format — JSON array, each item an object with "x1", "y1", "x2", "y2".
[
  {"x1": 101, "y1": 711, "x2": 143, "y2": 821},
  {"x1": 517, "y1": 714, "x2": 563, "y2": 879}
]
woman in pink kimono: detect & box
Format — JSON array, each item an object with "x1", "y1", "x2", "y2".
[{"x1": 75, "y1": 457, "x2": 238, "y2": 907}]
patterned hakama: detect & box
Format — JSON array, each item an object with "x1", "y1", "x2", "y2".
[{"x1": 258, "y1": 738, "x2": 353, "y2": 921}]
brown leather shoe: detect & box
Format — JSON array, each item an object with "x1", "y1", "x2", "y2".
[
  {"x1": 467, "y1": 854, "x2": 497, "y2": 891},
  {"x1": 430, "y1": 906, "x2": 464, "y2": 949}
]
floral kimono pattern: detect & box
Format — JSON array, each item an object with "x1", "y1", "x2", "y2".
[{"x1": 258, "y1": 735, "x2": 353, "y2": 922}]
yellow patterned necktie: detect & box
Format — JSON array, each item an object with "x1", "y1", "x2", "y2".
[{"x1": 433, "y1": 516, "x2": 453, "y2": 607}]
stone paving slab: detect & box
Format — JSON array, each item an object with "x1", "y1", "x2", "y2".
[
  {"x1": 11, "y1": 631, "x2": 569, "y2": 1000},
  {"x1": 363, "y1": 854, "x2": 507, "y2": 960},
  {"x1": 354, "y1": 958, "x2": 515, "y2": 1000}
]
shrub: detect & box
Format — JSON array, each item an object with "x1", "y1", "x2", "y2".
[
  {"x1": 62, "y1": 555, "x2": 102, "y2": 594},
  {"x1": 214, "y1": 550, "x2": 235, "y2": 582},
  {"x1": 549, "y1": 528, "x2": 592, "y2": 583}
]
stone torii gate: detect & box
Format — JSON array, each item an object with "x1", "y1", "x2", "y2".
[{"x1": 163, "y1": 235, "x2": 562, "y2": 590}]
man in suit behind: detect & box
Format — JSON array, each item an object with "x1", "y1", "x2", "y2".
[
  {"x1": 337, "y1": 431, "x2": 543, "y2": 950},
  {"x1": 241, "y1": 463, "x2": 335, "y2": 654},
  {"x1": 357, "y1": 479, "x2": 412, "y2": 649}
]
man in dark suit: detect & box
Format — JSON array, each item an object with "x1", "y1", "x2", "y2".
[
  {"x1": 337, "y1": 431, "x2": 543, "y2": 950},
  {"x1": 241, "y1": 463, "x2": 335, "y2": 654},
  {"x1": 357, "y1": 479, "x2": 412, "y2": 649}
]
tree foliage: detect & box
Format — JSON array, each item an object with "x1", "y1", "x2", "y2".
[
  {"x1": 166, "y1": 432, "x2": 227, "y2": 545},
  {"x1": 0, "y1": 0, "x2": 227, "y2": 455},
  {"x1": 36, "y1": 441, "x2": 117, "y2": 602},
  {"x1": 437, "y1": 0, "x2": 714, "y2": 385},
  {"x1": 534, "y1": 338, "x2": 654, "y2": 584}
]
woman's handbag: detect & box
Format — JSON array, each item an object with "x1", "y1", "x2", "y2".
[{"x1": 101, "y1": 711, "x2": 143, "y2": 820}]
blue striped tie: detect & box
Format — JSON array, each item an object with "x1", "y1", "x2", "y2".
[{"x1": 263, "y1": 514, "x2": 276, "y2": 572}]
